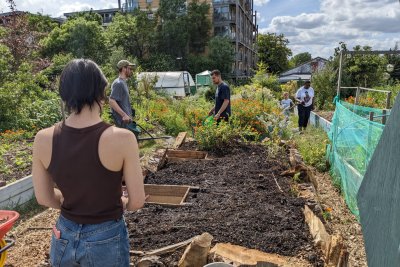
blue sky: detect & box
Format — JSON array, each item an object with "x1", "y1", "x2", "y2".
[{"x1": 2, "y1": 0, "x2": 400, "y2": 59}]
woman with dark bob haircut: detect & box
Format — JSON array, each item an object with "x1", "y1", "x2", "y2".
[{"x1": 32, "y1": 59, "x2": 145, "y2": 267}]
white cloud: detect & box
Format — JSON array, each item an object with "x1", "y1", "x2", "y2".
[
  {"x1": 254, "y1": 0, "x2": 270, "y2": 7},
  {"x1": 256, "y1": 12, "x2": 266, "y2": 23},
  {"x1": 59, "y1": 2, "x2": 96, "y2": 17},
  {"x1": 1, "y1": 0, "x2": 118, "y2": 17},
  {"x1": 261, "y1": 0, "x2": 400, "y2": 58}
]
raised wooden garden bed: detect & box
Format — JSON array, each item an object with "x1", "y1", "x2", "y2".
[
  {"x1": 158, "y1": 149, "x2": 208, "y2": 170},
  {"x1": 0, "y1": 175, "x2": 34, "y2": 209},
  {"x1": 144, "y1": 184, "x2": 191, "y2": 207}
]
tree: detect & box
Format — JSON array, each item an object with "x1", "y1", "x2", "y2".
[
  {"x1": 208, "y1": 36, "x2": 234, "y2": 75},
  {"x1": 311, "y1": 62, "x2": 337, "y2": 109},
  {"x1": 156, "y1": 0, "x2": 189, "y2": 58},
  {"x1": 346, "y1": 45, "x2": 387, "y2": 87},
  {"x1": 385, "y1": 43, "x2": 400, "y2": 82},
  {"x1": 106, "y1": 11, "x2": 156, "y2": 60},
  {"x1": 257, "y1": 33, "x2": 292, "y2": 74},
  {"x1": 141, "y1": 53, "x2": 176, "y2": 71},
  {"x1": 0, "y1": 1, "x2": 38, "y2": 69},
  {"x1": 68, "y1": 11, "x2": 103, "y2": 25},
  {"x1": 187, "y1": 54, "x2": 213, "y2": 75},
  {"x1": 333, "y1": 43, "x2": 387, "y2": 88},
  {"x1": 28, "y1": 13, "x2": 59, "y2": 33},
  {"x1": 40, "y1": 17, "x2": 109, "y2": 64},
  {"x1": 186, "y1": 0, "x2": 211, "y2": 54},
  {"x1": 290, "y1": 52, "x2": 312, "y2": 67}
]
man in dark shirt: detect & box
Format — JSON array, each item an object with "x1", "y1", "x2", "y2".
[{"x1": 208, "y1": 69, "x2": 231, "y2": 122}]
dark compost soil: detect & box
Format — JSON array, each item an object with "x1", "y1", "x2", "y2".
[{"x1": 125, "y1": 143, "x2": 323, "y2": 266}]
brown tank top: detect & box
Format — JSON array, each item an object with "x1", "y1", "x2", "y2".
[{"x1": 47, "y1": 121, "x2": 123, "y2": 224}]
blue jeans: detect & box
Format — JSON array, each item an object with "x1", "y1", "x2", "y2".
[{"x1": 50, "y1": 215, "x2": 130, "y2": 267}]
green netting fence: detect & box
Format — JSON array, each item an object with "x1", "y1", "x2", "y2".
[{"x1": 326, "y1": 101, "x2": 388, "y2": 218}]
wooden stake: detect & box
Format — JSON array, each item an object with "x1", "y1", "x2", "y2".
[
  {"x1": 173, "y1": 132, "x2": 187, "y2": 149},
  {"x1": 272, "y1": 174, "x2": 283, "y2": 193},
  {"x1": 130, "y1": 237, "x2": 196, "y2": 257}
]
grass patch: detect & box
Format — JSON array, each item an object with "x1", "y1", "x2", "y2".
[
  {"x1": 138, "y1": 139, "x2": 170, "y2": 158},
  {"x1": 9, "y1": 197, "x2": 47, "y2": 228},
  {"x1": 292, "y1": 124, "x2": 329, "y2": 172}
]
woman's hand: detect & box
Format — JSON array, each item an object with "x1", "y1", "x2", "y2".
[{"x1": 121, "y1": 196, "x2": 128, "y2": 210}]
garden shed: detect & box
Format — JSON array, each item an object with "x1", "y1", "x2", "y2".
[
  {"x1": 279, "y1": 57, "x2": 328, "y2": 83},
  {"x1": 195, "y1": 70, "x2": 212, "y2": 89},
  {"x1": 138, "y1": 71, "x2": 196, "y2": 97}
]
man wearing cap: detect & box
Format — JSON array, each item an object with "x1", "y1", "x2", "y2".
[{"x1": 109, "y1": 60, "x2": 136, "y2": 128}]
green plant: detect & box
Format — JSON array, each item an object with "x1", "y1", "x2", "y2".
[
  {"x1": 322, "y1": 208, "x2": 332, "y2": 221},
  {"x1": 40, "y1": 17, "x2": 110, "y2": 64},
  {"x1": 204, "y1": 86, "x2": 216, "y2": 101},
  {"x1": 252, "y1": 62, "x2": 281, "y2": 93},
  {"x1": 194, "y1": 116, "x2": 258, "y2": 152},
  {"x1": 293, "y1": 126, "x2": 329, "y2": 172},
  {"x1": 311, "y1": 63, "x2": 337, "y2": 110},
  {"x1": 293, "y1": 172, "x2": 301, "y2": 183},
  {"x1": 0, "y1": 63, "x2": 61, "y2": 131},
  {"x1": 289, "y1": 184, "x2": 299, "y2": 197}
]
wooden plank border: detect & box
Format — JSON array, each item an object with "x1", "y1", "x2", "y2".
[
  {"x1": 0, "y1": 175, "x2": 34, "y2": 209},
  {"x1": 309, "y1": 111, "x2": 332, "y2": 133}
]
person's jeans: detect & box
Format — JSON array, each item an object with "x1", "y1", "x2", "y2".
[
  {"x1": 297, "y1": 104, "x2": 312, "y2": 128},
  {"x1": 50, "y1": 215, "x2": 130, "y2": 267}
]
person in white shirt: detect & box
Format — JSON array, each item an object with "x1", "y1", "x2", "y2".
[
  {"x1": 295, "y1": 80, "x2": 314, "y2": 131},
  {"x1": 280, "y1": 92, "x2": 294, "y2": 118}
]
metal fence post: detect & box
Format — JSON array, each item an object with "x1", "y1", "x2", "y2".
[
  {"x1": 382, "y1": 109, "x2": 387, "y2": 125},
  {"x1": 386, "y1": 91, "x2": 392, "y2": 109},
  {"x1": 355, "y1": 86, "x2": 360, "y2": 105}
]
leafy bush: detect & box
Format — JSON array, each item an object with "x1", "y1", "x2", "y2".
[
  {"x1": 0, "y1": 63, "x2": 61, "y2": 131},
  {"x1": 0, "y1": 44, "x2": 13, "y2": 83},
  {"x1": 194, "y1": 116, "x2": 258, "y2": 152},
  {"x1": 204, "y1": 86, "x2": 216, "y2": 101},
  {"x1": 280, "y1": 80, "x2": 298, "y2": 97},
  {"x1": 257, "y1": 111, "x2": 292, "y2": 141},
  {"x1": 187, "y1": 54, "x2": 213, "y2": 76},
  {"x1": 251, "y1": 62, "x2": 281, "y2": 93},
  {"x1": 41, "y1": 53, "x2": 74, "y2": 83}
]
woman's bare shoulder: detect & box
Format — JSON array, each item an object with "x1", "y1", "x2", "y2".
[
  {"x1": 34, "y1": 125, "x2": 55, "y2": 145},
  {"x1": 102, "y1": 126, "x2": 137, "y2": 146}
]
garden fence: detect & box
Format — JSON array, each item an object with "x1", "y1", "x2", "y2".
[{"x1": 327, "y1": 100, "x2": 388, "y2": 217}]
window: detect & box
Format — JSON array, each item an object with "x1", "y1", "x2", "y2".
[
  {"x1": 213, "y1": 6, "x2": 230, "y2": 21},
  {"x1": 123, "y1": 0, "x2": 139, "y2": 12}
]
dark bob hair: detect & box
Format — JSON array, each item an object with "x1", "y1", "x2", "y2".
[{"x1": 59, "y1": 59, "x2": 108, "y2": 114}]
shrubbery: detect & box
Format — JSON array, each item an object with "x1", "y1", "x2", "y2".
[
  {"x1": 194, "y1": 117, "x2": 258, "y2": 152},
  {"x1": 0, "y1": 63, "x2": 61, "y2": 131}
]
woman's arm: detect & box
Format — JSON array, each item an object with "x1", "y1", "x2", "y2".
[
  {"x1": 120, "y1": 131, "x2": 146, "y2": 211},
  {"x1": 32, "y1": 130, "x2": 64, "y2": 209}
]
